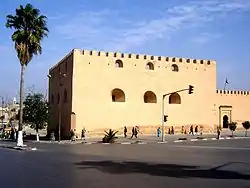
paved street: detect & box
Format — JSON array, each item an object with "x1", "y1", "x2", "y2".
[{"x1": 0, "y1": 138, "x2": 249, "y2": 188}]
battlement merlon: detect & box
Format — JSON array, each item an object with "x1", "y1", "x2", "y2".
[
  {"x1": 216, "y1": 89, "x2": 250, "y2": 96},
  {"x1": 74, "y1": 49, "x2": 216, "y2": 66}
]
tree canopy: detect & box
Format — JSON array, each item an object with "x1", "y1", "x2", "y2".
[
  {"x1": 5, "y1": 3, "x2": 49, "y2": 66},
  {"x1": 23, "y1": 92, "x2": 48, "y2": 131}
]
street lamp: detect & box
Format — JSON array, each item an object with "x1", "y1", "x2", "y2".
[
  {"x1": 47, "y1": 72, "x2": 67, "y2": 142},
  {"x1": 161, "y1": 85, "x2": 194, "y2": 142}
]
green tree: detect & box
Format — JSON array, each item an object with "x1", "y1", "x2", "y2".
[
  {"x1": 5, "y1": 4, "x2": 48, "y2": 146},
  {"x1": 229, "y1": 122, "x2": 237, "y2": 136},
  {"x1": 242, "y1": 121, "x2": 250, "y2": 137},
  {"x1": 23, "y1": 93, "x2": 48, "y2": 141}
]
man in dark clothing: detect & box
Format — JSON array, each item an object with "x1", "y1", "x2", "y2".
[
  {"x1": 124, "y1": 126, "x2": 127, "y2": 138},
  {"x1": 189, "y1": 125, "x2": 194, "y2": 135},
  {"x1": 131, "y1": 127, "x2": 137, "y2": 138}
]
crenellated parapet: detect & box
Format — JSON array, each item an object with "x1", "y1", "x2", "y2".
[
  {"x1": 78, "y1": 49, "x2": 216, "y2": 66},
  {"x1": 216, "y1": 89, "x2": 250, "y2": 96}
]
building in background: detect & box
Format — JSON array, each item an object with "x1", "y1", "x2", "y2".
[{"x1": 48, "y1": 49, "x2": 250, "y2": 138}]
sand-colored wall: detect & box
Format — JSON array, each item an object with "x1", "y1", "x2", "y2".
[
  {"x1": 48, "y1": 49, "x2": 249, "y2": 137},
  {"x1": 71, "y1": 49, "x2": 217, "y2": 136},
  {"x1": 215, "y1": 90, "x2": 250, "y2": 129}
]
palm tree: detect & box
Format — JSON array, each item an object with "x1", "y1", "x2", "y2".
[{"x1": 6, "y1": 4, "x2": 48, "y2": 146}]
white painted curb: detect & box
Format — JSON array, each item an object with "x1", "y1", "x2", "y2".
[
  {"x1": 157, "y1": 141, "x2": 168, "y2": 144},
  {"x1": 191, "y1": 139, "x2": 198, "y2": 141},
  {"x1": 174, "y1": 140, "x2": 183, "y2": 143},
  {"x1": 121, "y1": 142, "x2": 131, "y2": 144}
]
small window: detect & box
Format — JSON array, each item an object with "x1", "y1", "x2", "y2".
[
  {"x1": 115, "y1": 59, "x2": 123, "y2": 68},
  {"x1": 158, "y1": 56, "x2": 161, "y2": 61},
  {"x1": 169, "y1": 93, "x2": 181, "y2": 104},
  {"x1": 172, "y1": 58, "x2": 176, "y2": 62},
  {"x1": 171, "y1": 64, "x2": 179, "y2": 72},
  {"x1": 64, "y1": 89, "x2": 67, "y2": 103},
  {"x1": 207, "y1": 61, "x2": 211, "y2": 65},
  {"x1": 179, "y1": 58, "x2": 182, "y2": 62},
  {"x1": 111, "y1": 88, "x2": 125, "y2": 102},
  {"x1": 51, "y1": 94, "x2": 54, "y2": 104},
  {"x1": 136, "y1": 55, "x2": 139, "y2": 59},
  {"x1": 144, "y1": 91, "x2": 157, "y2": 103},
  {"x1": 146, "y1": 62, "x2": 154, "y2": 70},
  {"x1": 57, "y1": 93, "x2": 60, "y2": 104}
]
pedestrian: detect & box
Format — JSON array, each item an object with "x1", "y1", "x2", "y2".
[
  {"x1": 124, "y1": 126, "x2": 127, "y2": 138},
  {"x1": 217, "y1": 126, "x2": 221, "y2": 139},
  {"x1": 171, "y1": 126, "x2": 175, "y2": 135},
  {"x1": 157, "y1": 127, "x2": 161, "y2": 138},
  {"x1": 134, "y1": 126, "x2": 138, "y2": 138},
  {"x1": 70, "y1": 129, "x2": 76, "y2": 141},
  {"x1": 195, "y1": 126, "x2": 198, "y2": 135},
  {"x1": 81, "y1": 128, "x2": 86, "y2": 141},
  {"x1": 189, "y1": 125, "x2": 194, "y2": 135},
  {"x1": 131, "y1": 127, "x2": 135, "y2": 138}
]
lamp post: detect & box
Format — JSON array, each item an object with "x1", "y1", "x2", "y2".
[{"x1": 161, "y1": 85, "x2": 194, "y2": 142}]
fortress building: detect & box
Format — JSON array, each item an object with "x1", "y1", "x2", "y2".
[{"x1": 48, "y1": 49, "x2": 250, "y2": 137}]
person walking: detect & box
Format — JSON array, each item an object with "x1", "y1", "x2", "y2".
[
  {"x1": 217, "y1": 126, "x2": 221, "y2": 139},
  {"x1": 194, "y1": 126, "x2": 198, "y2": 135},
  {"x1": 157, "y1": 127, "x2": 161, "y2": 138},
  {"x1": 124, "y1": 126, "x2": 127, "y2": 138},
  {"x1": 81, "y1": 128, "x2": 86, "y2": 141},
  {"x1": 189, "y1": 125, "x2": 194, "y2": 135}
]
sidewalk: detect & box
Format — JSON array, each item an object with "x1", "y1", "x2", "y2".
[{"x1": 31, "y1": 130, "x2": 249, "y2": 145}]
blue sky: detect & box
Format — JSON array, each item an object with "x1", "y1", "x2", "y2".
[{"x1": 0, "y1": 0, "x2": 250, "y2": 101}]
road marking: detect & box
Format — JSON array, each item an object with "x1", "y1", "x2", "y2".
[
  {"x1": 202, "y1": 138, "x2": 208, "y2": 141},
  {"x1": 219, "y1": 137, "x2": 225, "y2": 140},
  {"x1": 157, "y1": 141, "x2": 168, "y2": 144},
  {"x1": 190, "y1": 139, "x2": 198, "y2": 141},
  {"x1": 226, "y1": 137, "x2": 231, "y2": 139},
  {"x1": 121, "y1": 142, "x2": 131, "y2": 144},
  {"x1": 172, "y1": 145, "x2": 250, "y2": 150},
  {"x1": 138, "y1": 142, "x2": 147, "y2": 144},
  {"x1": 211, "y1": 138, "x2": 217, "y2": 140},
  {"x1": 174, "y1": 140, "x2": 183, "y2": 143}
]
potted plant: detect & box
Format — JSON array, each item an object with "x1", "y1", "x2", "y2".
[
  {"x1": 242, "y1": 121, "x2": 250, "y2": 137},
  {"x1": 229, "y1": 122, "x2": 237, "y2": 137},
  {"x1": 102, "y1": 129, "x2": 118, "y2": 143}
]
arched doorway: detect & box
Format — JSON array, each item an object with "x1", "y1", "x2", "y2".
[{"x1": 223, "y1": 115, "x2": 229, "y2": 128}]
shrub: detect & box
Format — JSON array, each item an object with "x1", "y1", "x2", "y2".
[
  {"x1": 229, "y1": 122, "x2": 237, "y2": 136},
  {"x1": 102, "y1": 129, "x2": 118, "y2": 143},
  {"x1": 242, "y1": 121, "x2": 250, "y2": 137}
]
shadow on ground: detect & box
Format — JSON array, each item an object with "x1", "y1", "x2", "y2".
[{"x1": 74, "y1": 161, "x2": 250, "y2": 180}]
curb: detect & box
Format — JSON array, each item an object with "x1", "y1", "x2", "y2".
[
  {"x1": 0, "y1": 145, "x2": 37, "y2": 151},
  {"x1": 29, "y1": 136, "x2": 250, "y2": 146}
]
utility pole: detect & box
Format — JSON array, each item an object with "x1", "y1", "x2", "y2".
[{"x1": 161, "y1": 85, "x2": 194, "y2": 142}]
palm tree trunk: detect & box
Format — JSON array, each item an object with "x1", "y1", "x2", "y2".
[
  {"x1": 246, "y1": 130, "x2": 248, "y2": 137},
  {"x1": 17, "y1": 64, "x2": 26, "y2": 147}
]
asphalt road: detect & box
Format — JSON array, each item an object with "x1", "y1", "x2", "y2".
[{"x1": 0, "y1": 139, "x2": 250, "y2": 188}]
